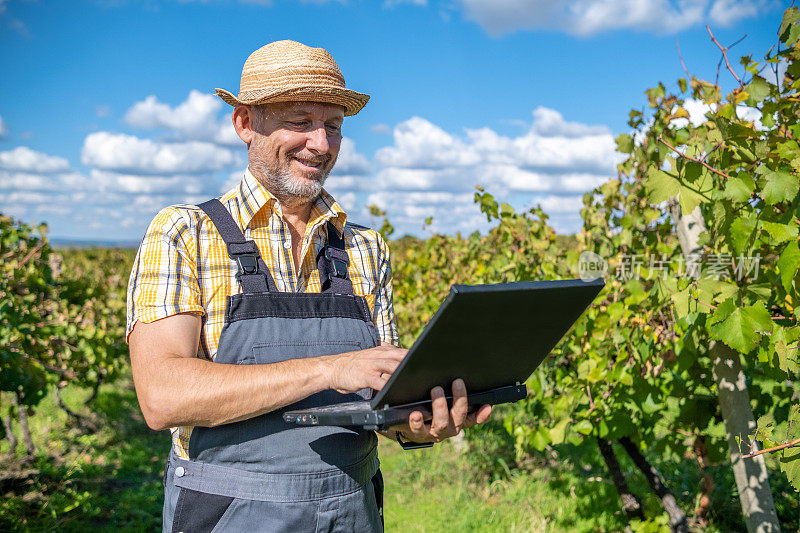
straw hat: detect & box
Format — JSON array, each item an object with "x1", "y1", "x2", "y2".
[{"x1": 215, "y1": 40, "x2": 369, "y2": 116}]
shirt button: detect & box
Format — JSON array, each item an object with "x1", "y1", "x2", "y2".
[
  {"x1": 283, "y1": 241, "x2": 291, "y2": 250},
  {"x1": 174, "y1": 466, "x2": 185, "y2": 477}
]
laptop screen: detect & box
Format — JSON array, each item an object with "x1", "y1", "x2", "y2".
[{"x1": 371, "y1": 278, "x2": 605, "y2": 408}]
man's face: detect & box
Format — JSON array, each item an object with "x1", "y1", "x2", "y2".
[{"x1": 247, "y1": 101, "x2": 344, "y2": 205}]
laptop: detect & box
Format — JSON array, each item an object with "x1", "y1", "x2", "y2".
[{"x1": 284, "y1": 278, "x2": 605, "y2": 431}]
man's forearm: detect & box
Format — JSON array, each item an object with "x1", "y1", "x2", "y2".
[
  {"x1": 129, "y1": 315, "x2": 404, "y2": 431},
  {"x1": 136, "y1": 354, "x2": 335, "y2": 430}
]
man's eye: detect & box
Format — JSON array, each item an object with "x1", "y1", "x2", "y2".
[
  {"x1": 289, "y1": 121, "x2": 309, "y2": 128},
  {"x1": 326, "y1": 124, "x2": 342, "y2": 134}
]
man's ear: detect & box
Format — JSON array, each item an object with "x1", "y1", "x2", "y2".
[{"x1": 232, "y1": 105, "x2": 255, "y2": 144}]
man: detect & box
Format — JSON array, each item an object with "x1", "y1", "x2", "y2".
[{"x1": 126, "y1": 40, "x2": 491, "y2": 532}]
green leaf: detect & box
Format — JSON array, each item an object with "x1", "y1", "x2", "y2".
[
  {"x1": 755, "y1": 412, "x2": 777, "y2": 445},
  {"x1": 645, "y1": 167, "x2": 680, "y2": 204},
  {"x1": 729, "y1": 215, "x2": 757, "y2": 254},
  {"x1": 697, "y1": 279, "x2": 739, "y2": 304},
  {"x1": 779, "y1": 7, "x2": 800, "y2": 42},
  {"x1": 762, "y1": 221, "x2": 799, "y2": 244},
  {"x1": 679, "y1": 181, "x2": 709, "y2": 214},
  {"x1": 746, "y1": 76, "x2": 771, "y2": 104},
  {"x1": 708, "y1": 299, "x2": 773, "y2": 353},
  {"x1": 773, "y1": 326, "x2": 799, "y2": 375},
  {"x1": 781, "y1": 446, "x2": 800, "y2": 491},
  {"x1": 574, "y1": 419, "x2": 594, "y2": 435},
  {"x1": 549, "y1": 418, "x2": 570, "y2": 444},
  {"x1": 678, "y1": 78, "x2": 687, "y2": 93},
  {"x1": 779, "y1": 404, "x2": 800, "y2": 491},
  {"x1": 778, "y1": 241, "x2": 800, "y2": 292},
  {"x1": 671, "y1": 286, "x2": 692, "y2": 316},
  {"x1": 722, "y1": 173, "x2": 755, "y2": 203},
  {"x1": 530, "y1": 426, "x2": 550, "y2": 451},
  {"x1": 641, "y1": 392, "x2": 662, "y2": 414},
  {"x1": 676, "y1": 161, "x2": 712, "y2": 213},
  {"x1": 616, "y1": 134, "x2": 634, "y2": 154},
  {"x1": 757, "y1": 167, "x2": 800, "y2": 205}
]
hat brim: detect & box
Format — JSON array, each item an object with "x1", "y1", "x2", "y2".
[{"x1": 215, "y1": 86, "x2": 369, "y2": 117}]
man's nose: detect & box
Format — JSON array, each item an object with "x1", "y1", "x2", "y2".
[{"x1": 305, "y1": 124, "x2": 330, "y2": 154}]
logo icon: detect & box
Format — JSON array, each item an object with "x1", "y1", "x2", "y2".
[{"x1": 578, "y1": 251, "x2": 607, "y2": 281}]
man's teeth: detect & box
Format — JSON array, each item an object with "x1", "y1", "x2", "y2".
[{"x1": 294, "y1": 158, "x2": 322, "y2": 168}]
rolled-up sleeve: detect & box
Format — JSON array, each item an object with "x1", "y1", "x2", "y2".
[
  {"x1": 372, "y1": 233, "x2": 399, "y2": 347},
  {"x1": 126, "y1": 207, "x2": 204, "y2": 342}
]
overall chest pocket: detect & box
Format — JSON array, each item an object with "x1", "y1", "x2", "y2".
[{"x1": 250, "y1": 340, "x2": 367, "y2": 364}]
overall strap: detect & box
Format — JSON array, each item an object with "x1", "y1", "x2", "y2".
[
  {"x1": 316, "y1": 221, "x2": 354, "y2": 295},
  {"x1": 198, "y1": 199, "x2": 278, "y2": 294}
]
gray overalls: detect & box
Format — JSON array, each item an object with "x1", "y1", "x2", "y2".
[{"x1": 162, "y1": 199, "x2": 384, "y2": 532}]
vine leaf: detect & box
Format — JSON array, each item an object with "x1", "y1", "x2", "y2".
[
  {"x1": 745, "y1": 76, "x2": 771, "y2": 105},
  {"x1": 772, "y1": 326, "x2": 800, "y2": 375},
  {"x1": 707, "y1": 299, "x2": 773, "y2": 353},
  {"x1": 762, "y1": 221, "x2": 799, "y2": 244},
  {"x1": 644, "y1": 167, "x2": 680, "y2": 204},
  {"x1": 722, "y1": 172, "x2": 755, "y2": 203},
  {"x1": 777, "y1": 241, "x2": 800, "y2": 292},
  {"x1": 757, "y1": 166, "x2": 799, "y2": 205},
  {"x1": 780, "y1": 404, "x2": 800, "y2": 491}
]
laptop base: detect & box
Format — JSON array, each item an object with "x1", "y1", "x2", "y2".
[{"x1": 283, "y1": 384, "x2": 528, "y2": 431}]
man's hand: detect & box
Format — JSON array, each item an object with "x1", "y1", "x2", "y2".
[
  {"x1": 327, "y1": 344, "x2": 407, "y2": 394},
  {"x1": 392, "y1": 378, "x2": 492, "y2": 444}
]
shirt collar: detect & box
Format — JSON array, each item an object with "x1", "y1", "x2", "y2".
[{"x1": 236, "y1": 167, "x2": 348, "y2": 237}]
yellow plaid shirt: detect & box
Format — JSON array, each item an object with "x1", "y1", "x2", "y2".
[{"x1": 126, "y1": 168, "x2": 398, "y2": 458}]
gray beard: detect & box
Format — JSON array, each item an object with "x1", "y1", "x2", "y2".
[{"x1": 250, "y1": 159, "x2": 329, "y2": 207}]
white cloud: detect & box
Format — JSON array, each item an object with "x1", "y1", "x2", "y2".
[
  {"x1": 0, "y1": 115, "x2": 7, "y2": 138},
  {"x1": 88, "y1": 169, "x2": 208, "y2": 195},
  {"x1": 0, "y1": 146, "x2": 71, "y2": 173},
  {"x1": 81, "y1": 132, "x2": 239, "y2": 174},
  {"x1": 708, "y1": 0, "x2": 765, "y2": 26},
  {"x1": 332, "y1": 137, "x2": 370, "y2": 175},
  {"x1": 367, "y1": 107, "x2": 620, "y2": 235},
  {"x1": 0, "y1": 138, "x2": 226, "y2": 238},
  {"x1": 375, "y1": 117, "x2": 481, "y2": 169},
  {"x1": 530, "y1": 107, "x2": 608, "y2": 137},
  {"x1": 455, "y1": 0, "x2": 774, "y2": 37},
  {"x1": 125, "y1": 90, "x2": 241, "y2": 146}
]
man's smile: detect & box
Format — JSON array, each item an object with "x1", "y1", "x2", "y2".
[{"x1": 290, "y1": 156, "x2": 327, "y2": 172}]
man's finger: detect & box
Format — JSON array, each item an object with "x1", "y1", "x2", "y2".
[
  {"x1": 372, "y1": 358, "x2": 400, "y2": 375},
  {"x1": 475, "y1": 404, "x2": 492, "y2": 424},
  {"x1": 373, "y1": 345, "x2": 407, "y2": 361},
  {"x1": 407, "y1": 410, "x2": 427, "y2": 439},
  {"x1": 429, "y1": 386, "x2": 449, "y2": 438},
  {"x1": 369, "y1": 375, "x2": 389, "y2": 391},
  {"x1": 450, "y1": 378, "x2": 468, "y2": 430},
  {"x1": 464, "y1": 404, "x2": 493, "y2": 428}
]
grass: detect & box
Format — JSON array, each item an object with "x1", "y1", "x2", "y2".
[{"x1": 381, "y1": 438, "x2": 625, "y2": 532}]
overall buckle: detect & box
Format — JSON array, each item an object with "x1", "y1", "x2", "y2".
[
  {"x1": 324, "y1": 247, "x2": 349, "y2": 278},
  {"x1": 227, "y1": 242, "x2": 261, "y2": 276},
  {"x1": 234, "y1": 254, "x2": 258, "y2": 275}
]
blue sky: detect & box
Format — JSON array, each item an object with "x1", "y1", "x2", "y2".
[{"x1": 0, "y1": 0, "x2": 786, "y2": 240}]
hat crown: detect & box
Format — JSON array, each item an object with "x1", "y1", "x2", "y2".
[
  {"x1": 239, "y1": 40, "x2": 346, "y2": 96},
  {"x1": 215, "y1": 39, "x2": 369, "y2": 116}
]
